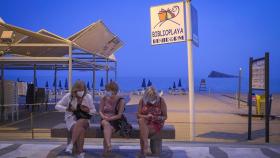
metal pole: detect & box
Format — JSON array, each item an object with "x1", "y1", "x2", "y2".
[
  {"x1": 68, "y1": 44, "x2": 73, "y2": 91},
  {"x1": 106, "y1": 59, "x2": 109, "y2": 84},
  {"x1": 0, "y1": 64, "x2": 4, "y2": 120},
  {"x1": 33, "y1": 64, "x2": 37, "y2": 112},
  {"x1": 238, "y1": 68, "x2": 242, "y2": 108},
  {"x1": 115, "y1": 61, "x2": 117, "y2": 82},
  {"x1": 92, "y1": 55, "x2": 96, "y2": 99},
  {"x1": 265, "y1": 52, "x2": 269, "y2": 143},
  {"x1": 54, "y1": 65, "x2": 57, "y2": 103},
  {"x1": 248, "y1": 57, "x2": 253, "y2": 140},
  {"x1": 186, "y1": 0, "x2": 195, "y2": 141},
  {"x1": 31, "y1": 112, "x2": 34, "y2": 139}
]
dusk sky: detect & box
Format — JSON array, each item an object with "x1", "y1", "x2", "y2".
[{"x1": 1, "y1": 0, "x2": 280, "y2": 90}]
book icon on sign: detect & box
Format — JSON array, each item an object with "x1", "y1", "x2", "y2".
[{"x1": 154, "y1": 6, "x2": 180, "y2": 29}]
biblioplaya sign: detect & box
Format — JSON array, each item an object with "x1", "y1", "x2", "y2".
[{"x1": 150, "y1": 2, "x2": 185, "y2": 45}]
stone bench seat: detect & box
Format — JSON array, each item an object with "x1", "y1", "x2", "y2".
[{"x1": 51, "y1": 123, "x2": 175, "y2": 155}]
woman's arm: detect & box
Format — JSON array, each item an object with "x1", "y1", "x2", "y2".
[
  {"x1": 108, "y1": 98, "x2": 125, "y2": 121},
  {"x1": 99, "y1": 97, "x2": 107, "y2": 119},
  {"x1": 160, "y1": 98, "x2": 168, "y2": 121},
  {"x1": 137, "y1": 99, "x2": 150, "y2": 119},
  {"x1": 55, "y1": 93, "x2": 70, "y2": 112},
  {"x1": 82, "y1": 94, "x2": 97, "y2": 115}
]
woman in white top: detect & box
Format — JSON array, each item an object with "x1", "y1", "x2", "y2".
[{"x1": 55, "y1": 80, "x2": 96, "y2": 158}]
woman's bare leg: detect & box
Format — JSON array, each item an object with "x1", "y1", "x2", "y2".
[
  {"x1": 101, "y1": 120, "x2": 113, "y2": 152},
  {"x1": 71, "y1": 120, "x2": 88, "y2": 148},
  {"x1": 139, "y1": 118, "x2": 158, "y2": 155},
  {"x1": 138, "y1": 118, "x2": 149, "y2": 154},
  {"x1": 76, "y1": 119, "x2": 89, "y2": 154}
]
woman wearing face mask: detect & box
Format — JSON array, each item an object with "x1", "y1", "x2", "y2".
[
  {"x1": 137, "y1": 86, "x2": 167, "y2": 156},
  {"x1": 99, "y1": 81, "x2": 125, "y2": 154},
  {"x1": 55, "y1": 80, "x2": 96, "y2": 158}
]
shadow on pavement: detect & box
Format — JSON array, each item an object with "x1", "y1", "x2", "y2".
[{"x1": 196, "y1": 129, "x2": 271, "y2": 141}]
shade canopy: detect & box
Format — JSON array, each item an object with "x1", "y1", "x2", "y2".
[
  {"x1": 0, "y1": 20, "x2": 122, "y2": 60},
  {"x1": 0, "y1": 21, "x2": 70, "y2": 57},
  {"x1": 68, "y1": 21, "x2": 123, "y2": 58}
]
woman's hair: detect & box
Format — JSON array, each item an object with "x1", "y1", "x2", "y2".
[
  {"x1": 71, "y1": 80, "x2": 87, "y2": 97},
  {"x1": 105, "y1": 81, "x2": 119, "y2": 95},
  {"x1": 143, "y1": 86, "x2": 159, "y2": 104}
]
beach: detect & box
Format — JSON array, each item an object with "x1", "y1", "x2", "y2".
[
  {"x1": 0, "y1": 92, "x2": 279, "y2": 144},
  {"x1": 127, "y1": 93, "x2": 280, "y2": 143}
]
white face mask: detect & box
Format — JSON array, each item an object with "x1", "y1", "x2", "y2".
[
  {"x1": 76, "y1": 91, "x2": 84, "y2": 97},
  {"x1": 105, "y1": 91, "x2": 113, "y2": 97},
  {"x1": 149, "y1": 99, "x2": 157, "y2": 105},
  {"x1": 148, "y1": 99, "x2": 157, "y2": 105}
]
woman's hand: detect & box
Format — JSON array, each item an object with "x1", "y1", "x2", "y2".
[
  {"x1": 66, "y1": 107, "x2": 75, "y2": 112},
  {"x1": 146, "y1": 113, "x2": 154, "y2": 120},
  {"x1": 154, "y1": 116, "x2": 165, "y2": 121},
  {"x1": 103, "y1": 115, "x2": 111, "y2": 121},
  {"x1": 80, "y1": 105, "x2": 90, "y2": 113}
]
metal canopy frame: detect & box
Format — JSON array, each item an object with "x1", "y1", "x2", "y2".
[{"x1": 0, "y1": 20, "x2": 120, "y2": 111}]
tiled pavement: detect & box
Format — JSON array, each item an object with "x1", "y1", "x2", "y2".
[{"x1": 0, "y1": 141, "x2": 279, "y2": 158}]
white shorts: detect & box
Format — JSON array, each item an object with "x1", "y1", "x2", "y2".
[{"x1": 65, "y1": 115, "x2": 77, "y2": 131}]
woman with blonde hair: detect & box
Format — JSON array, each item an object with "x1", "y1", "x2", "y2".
[
  {"x1": 137, "y1": 86, "x2": 167, "y2": 156},
  {"x1": 99, "y1": 81, "x2": 125, "y2": 154},
  {"x1": 55, "y1": 80, "x2": 96, "y2": 158}
]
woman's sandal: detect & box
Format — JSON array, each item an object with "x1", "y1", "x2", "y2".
[{"x1": 103, "y1": 144, "x2": 112, "y2": 155}]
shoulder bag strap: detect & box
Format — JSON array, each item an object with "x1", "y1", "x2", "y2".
[{"x1": 115, "y1": 97, "x2": 124, "y2": 114}]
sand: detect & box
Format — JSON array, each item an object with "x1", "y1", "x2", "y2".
[
  {"x1": 0, "y1": 92, "x2": 279, "y2": 144},
  {"x1": 128, "y1": 92, "x2": 280, "y2": 143}
]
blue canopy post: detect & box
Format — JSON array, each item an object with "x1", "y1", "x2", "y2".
[{"x1": 208, "y1": 70, "x2": 240, "y2": 107}]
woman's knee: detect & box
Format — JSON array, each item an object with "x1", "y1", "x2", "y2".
[
  {"x1": 148, "y1": 125, "x2": 157, "y2": 135},
  {"x1": 77, "y1": 119, "x2": 88, "y2": 124},
  {"x1": 101, "y1": 120, "x2": 110, "y2": 127},
  {"x1": 138, "y1": 118, "x2": 147, "y2": 126}
]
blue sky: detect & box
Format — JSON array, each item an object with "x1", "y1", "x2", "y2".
[{"x1": 1, "y1": 0, "x2": 280, "y2": 87}]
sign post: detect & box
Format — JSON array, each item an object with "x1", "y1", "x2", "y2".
[
  {"x1": 185, "y1": 0, "x2": 195, "y2": 141},
  {"x1": 248, "y1": 52, "x2": 270, "y2": 143},
  {"x1": 150, "y1": 0, "x2": 198, "y2": 141}
]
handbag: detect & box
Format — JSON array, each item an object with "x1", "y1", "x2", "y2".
[
  {"x1": 69, "y1": 96, "x2": 92, "y2": 120},
  {"x1": 115, "y1": 98, "x2": 132, "y2": 137},
  {"x1": 73, "y1": 103, "x2": 92, "y2": 120}
]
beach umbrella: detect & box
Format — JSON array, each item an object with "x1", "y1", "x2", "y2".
[
  {"x1": 59, "y1": 80, "x2": 62, "y2": 89},
  {"x1": 64, "y1": 78, "x2": 68, "y2": 90},
  {"x1": 17, "y1": 77, "x2": 20, "y2": 82},
  {"x1": 87, "y1": 81, "x2": 91, "y2": 90},
  {"x1": 173, "y1": 81, "x2": 176, "y2": 89},
  {"x1": 178, "y1": 79, "x2": 182, "y2": 87},
  {"x1": 100, "y1": 78, "x2": 104, "y2": 87},
  {"x1": 45, "y1": 81, "x2": 49, "y2": 88},
  {"x1": 141, "y1": 78, "x2": 146, "y2": 88},
  {"x1": 147, "y1": 80, "x2": 152, "y2": 87},
  {"x1": 52, "y1": 77, "x2": 56, "y2": 88}
]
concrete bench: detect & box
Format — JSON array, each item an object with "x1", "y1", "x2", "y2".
[{"x1": 51, "y1": 123, "x2": 175, "y2": 155}]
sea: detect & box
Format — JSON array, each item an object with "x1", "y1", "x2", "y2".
[{"x1": 3, "y1": 70, "x2": 280, "y2": 94}]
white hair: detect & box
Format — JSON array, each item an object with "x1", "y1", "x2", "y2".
[{"x1": 143, "y1": 86, "x2": 159, "y2": 104}]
